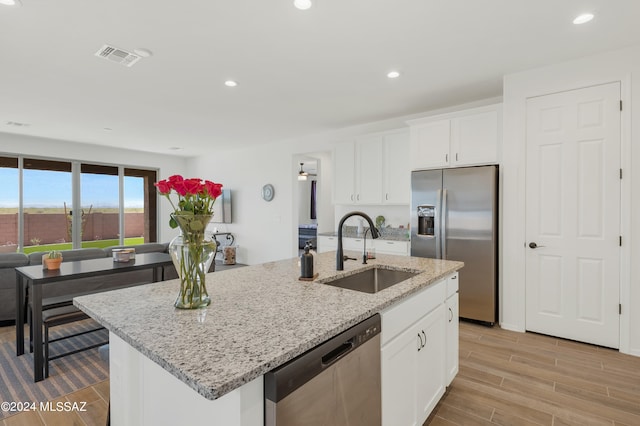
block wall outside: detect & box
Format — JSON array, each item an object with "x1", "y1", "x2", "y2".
[{"x1": 0, "y1": 213, "x2": 145, "y2": 247}]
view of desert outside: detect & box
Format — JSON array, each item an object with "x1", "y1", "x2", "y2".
[{"x1": 0, "y1": 163, "x2": 146, "y2": 253}]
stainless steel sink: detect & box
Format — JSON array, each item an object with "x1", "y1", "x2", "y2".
[{"x1": 320, "y1": 266, "x2": 419, "y2": 294}]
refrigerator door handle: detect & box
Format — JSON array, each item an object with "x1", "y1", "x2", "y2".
[
  {"x1": 441, "y1": 189, "x2": 448, "y2": 259},
  {"x1": 435, "y1": 189, "x2": 442, "y2": 259}
]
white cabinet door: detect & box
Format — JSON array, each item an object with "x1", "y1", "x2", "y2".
[
  {"x1": 381, "y1": 321, "x2": 419, "y2": 426},
  {"x1": 415, "y1": 304, "x2": 446, "y2": 424},
  {"x1": 333, "y1": 141, "x2": 356, "y2": 204},
  {"x1": 375, "y1": 239, "x2": 409, "y2": 256},
  {"x1": 410, "y1": 120, "x2": 450, "y2": 170},
  {"x1": 355, "y1": 136, "x2": 383, "y2": 204},
  {"x1": 445, "y1": 293, "x2": 459, "y2": 386},
  {"x1": 451, "y1": 109, "x2": 499, "y2": 166},
  {"x1": 383, "y1": 131, "x2": 410, "y2": 204},
  {"x1": 317, "y1": 236, "x2": 338, "y2": 253}
]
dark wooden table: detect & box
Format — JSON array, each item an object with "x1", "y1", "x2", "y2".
[{"x1": 15, "y1": 252, "x2": 173, "y2": 382}]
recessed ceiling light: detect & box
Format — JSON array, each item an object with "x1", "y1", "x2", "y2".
[
  {"x1": 387, "y1": 71, "x2": 400, "y2": 79},
  {"x1": 224, "y1": 80, "x2": 238, "y2": 87},
  {"x1": 294, "y1": 0, "x2": 312, "y2": 10},
  {"x1": 133, "y1": 48, "x2": 153, "y2": 58},
  {"x1": 0, "y1": 0, "x2": 21, "y2": 6},
  {"x1": 573, "y1": 13, "x2": 594, "y2": 25}
]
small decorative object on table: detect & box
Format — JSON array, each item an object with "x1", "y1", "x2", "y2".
[
  {"x1": 43, "y1": 250, "x2": 63, "y2": 270},
  {"x1": 155, "y1": 175, "x2": 223, "y2": 309},
  {"x1": 112, "y1": 248, "x2": 135, "y2": 262},
  {"x1": 223, "y1": 245, "x2": 237, "y2": 265}
]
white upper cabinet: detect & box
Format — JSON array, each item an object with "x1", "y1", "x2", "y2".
[
  {"x1": 333, "y1": 129, "x2": 409, "y2": 205},
  {"x1": 355, "y1": 135, "x2": 383, "y2": 204},
  {"x1": 409, "y1": 120, "x2": 451, "y2": 169},
  {"x1": 451, "y1": 109, "x2": 499, "y2": 166},
  {"x1": 333, "y1": 141, "x2": 356, "y2": 204},
  {"x1": 408, "y1": 104, "x2": 501, "y2": 170},
  {"x1": 383, "y1": 131, "x2": 410, "y2": 204}
]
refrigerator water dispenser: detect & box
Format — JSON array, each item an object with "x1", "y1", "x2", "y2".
[{"x1": 417, "y1": 205, "x2": 435, "y2": 236}]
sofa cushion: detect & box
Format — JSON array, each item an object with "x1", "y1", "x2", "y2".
[
  {"x1": 0, "y1": 253, "x2": 29, "y2": 268},
  {"x1": 28, "y1": 248, "x2": 106, "y2": 265}
]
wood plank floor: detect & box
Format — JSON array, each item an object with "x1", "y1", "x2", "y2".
[
  {"x1": 3, "y1": 321, "x2": 640, "y2": 425},
  {"x1": 427, "y1": 321, "x2": 640, "y2": 426}
]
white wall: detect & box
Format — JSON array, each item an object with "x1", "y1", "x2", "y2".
[
  {"x1": 0, "y1": 132, "x2": 189, "y2": 243},
  {"x1": 501, "y1": 45, "x2": 640, "y2": 355}
]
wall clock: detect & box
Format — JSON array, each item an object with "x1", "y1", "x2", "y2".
[{"x1": 262, "y1": 184, "x2": 275, "y2": 202}]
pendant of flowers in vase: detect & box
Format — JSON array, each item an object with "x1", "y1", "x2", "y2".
[{"x1": 154, "y1": 175, "x2": 223, "y2": 309}]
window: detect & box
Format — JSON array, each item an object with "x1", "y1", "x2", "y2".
[
  {"x1": 23, "y1": 158, "x2": 72, "y2": 251},
  {"x1": 0, "y1": 155, "x2": 158, "y2": 253},
  {"x1": 0, "y1": 157, "x2": 18, "y2": 253},
  {"x1": 80, "y1": 164, "x2": 119, "y2": 248}
]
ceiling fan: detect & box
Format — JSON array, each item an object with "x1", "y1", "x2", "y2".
[{"x1": 298, "y1": 163, "x2": 317, "y2": 181}]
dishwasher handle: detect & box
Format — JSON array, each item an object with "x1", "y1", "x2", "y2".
[{"x1": 321, "y1": 338, "x2": 354, "y2": 366}]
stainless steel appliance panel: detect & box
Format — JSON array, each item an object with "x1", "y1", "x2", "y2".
[
  {"x1": 442, "y1": 166, "x2": 498, "y2": 323},
  {"x1": 265, "y1": 315, "x2": 381, "y2": 426},
  {"x1": 410, "y1": 169, "x2": 443, "y2": 259}
]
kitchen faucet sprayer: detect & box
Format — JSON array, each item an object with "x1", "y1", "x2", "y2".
[{"x1": 336, "y1": 211, "x2": 380, "y2": 270}]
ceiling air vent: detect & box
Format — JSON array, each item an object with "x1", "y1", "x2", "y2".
[
  {"x1": 94, "y1": 44, "x2": 141, "y2": 67},
  {"x1": 6, "y1": 121, "x2": 29, "y2": 127}
]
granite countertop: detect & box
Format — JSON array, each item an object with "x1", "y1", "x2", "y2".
[{"x1": 74, "y1": 251, "x2": 462, "y2": 401}]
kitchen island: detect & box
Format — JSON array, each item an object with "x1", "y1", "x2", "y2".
[{"x1": 74, "y1": 251, "x2": 462, "y2": 425}]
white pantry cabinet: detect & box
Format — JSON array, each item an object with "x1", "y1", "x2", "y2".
[
  {"x1": 380, "y1": 278, "x2": 448, "y2": 426},
  {"x1": 333, "y1": 129, "x2": 409, "y2": 205},
  {"x1": 408, "y1": 104, "x2": 500, "y2": 170}
]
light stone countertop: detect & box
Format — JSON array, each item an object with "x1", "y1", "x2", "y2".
[{"x1": 74, "y1": 251, "x2": 462, "y2": 401}]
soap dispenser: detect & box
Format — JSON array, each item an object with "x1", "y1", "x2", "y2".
[{"x1": 300, "y1": 241, "x2": 314, "y2": 279}]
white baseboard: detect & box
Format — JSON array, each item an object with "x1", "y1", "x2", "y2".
[{"x1": 498, "y1": 322, "x2": 525, "y2": 333}]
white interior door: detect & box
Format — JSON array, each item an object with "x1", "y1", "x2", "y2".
[{"x1": 525, "y1": 82, "x2": 621, "y2": 348}]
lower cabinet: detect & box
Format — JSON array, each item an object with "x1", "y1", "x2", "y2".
[
  {"x1": 317, "y1": 236, "x2": 337, "y2": 253},
  {"x1": 380, "y1": 277, "x2": 451, "y2": 426},
  {"x1": 316, "y1": 235, "x2": 409, "y2": 256},
  {"x1": 445, "y1": 293, "x2": 459, "y2": 386}
]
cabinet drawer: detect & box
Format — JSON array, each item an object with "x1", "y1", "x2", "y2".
[
  {"x1": 375, "y1": 240, "x2": 408, "y2": 256},
  {"x1": 380, "y1": 279, "x2": 445, "y2": 346},
  {"x1": 317, "y1": 236, "x2": 337, "y2": 253},
  {"x1": 446, "y1": 273, "x2": 459, "y2": 298},
  {"x1": 344, "y1": 237, "x2": 365, "y2": 251}
]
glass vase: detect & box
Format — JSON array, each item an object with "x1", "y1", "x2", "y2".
[{"x1": 169, "y1": 213, "x2": 216, "y2": 309}]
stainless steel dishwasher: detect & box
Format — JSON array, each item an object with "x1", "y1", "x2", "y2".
[{"x1": 264, "y1": 314, "x2": 381, "y2": 426}]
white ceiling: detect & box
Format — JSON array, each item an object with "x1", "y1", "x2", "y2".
[{"x1": 1, "y1": 1, "x2": 639, "y2": 157}]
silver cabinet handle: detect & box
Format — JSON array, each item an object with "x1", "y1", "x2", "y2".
[
  {"x1": 449, "y1": 307, "x2": 453, "y2": 322},
  {"x1": 417, "y1": 333, "x2": 423, "y2": 351},
  {"x1": 421, "y1": 330, "x2": 426, "y2": 348}
]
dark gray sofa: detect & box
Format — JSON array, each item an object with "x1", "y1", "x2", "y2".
[{"x1": 0, "y1": 243, "x2": 176, "y2": 326}]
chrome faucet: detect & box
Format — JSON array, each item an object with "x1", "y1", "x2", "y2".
[{"x1": 336, "y1": 211, "x2": 380, "y2": 270}]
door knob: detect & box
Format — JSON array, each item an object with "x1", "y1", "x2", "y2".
[{"x1": 529, "y1": 242, "x2": 545, "y2": 249}]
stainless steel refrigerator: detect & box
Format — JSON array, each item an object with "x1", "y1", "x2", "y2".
[{"x1": 411, "y1": 165, "x2": 498, "y2": 324}]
